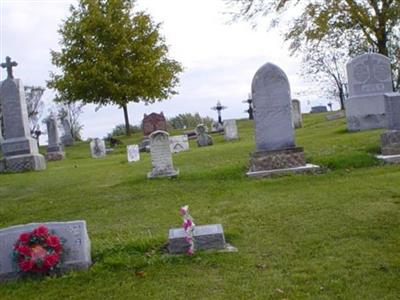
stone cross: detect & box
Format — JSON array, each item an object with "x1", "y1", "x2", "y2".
[{"x1": 1, "y1": 57, "x2": 18, "y2": 79}]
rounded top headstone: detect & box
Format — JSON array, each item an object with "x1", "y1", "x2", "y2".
[{"x1": 251, "y1": 62, "x2": 295, "y2": 151}]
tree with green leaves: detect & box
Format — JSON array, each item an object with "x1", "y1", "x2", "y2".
[
  {"x1": 48, "y1": 0, "x2": 183, "y2": 135},
  {"x1": 226, "y1": 0, "x2": 400, "y2": 93}
]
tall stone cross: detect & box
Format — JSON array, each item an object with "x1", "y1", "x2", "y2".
[{"x1": 1, "y1": 56, "x2": 18, "y2": 79}]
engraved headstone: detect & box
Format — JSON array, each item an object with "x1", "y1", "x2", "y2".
[
  {"x1": 45, "y1": 114, "x2": 65, "y2": 161},
  {"x1": 247, "y1": 62, "x2": 319, "y2": 177},
  {"x1": 223, "y1": 119, "x2": 239, "y2": 141},
  {"x1": 147, "y1": 130, "x2": 179, "y2": 178},
  {"x1": 127, "y1": 144, "x2": 140, "y2": 162},
  {"x1": 90, "y1": 138, "x2": 106, "y2": 158},
  {"x1": 0, "y1": 57, "x2": 46, "y2": 172},
  {"x1": 291, "y1": 99, "x2": 302, "y2": 128},
  {"x1": 345, "y1": 53, "x2": 392, "y2": 131},
  {"x1": 0, "y1": 220, "x2": 91, "y2": 281},
  {"x1": 195, "y1": 124, "x2": 213, "y2": 147},
  {"x1": 310, "y1": 106, "x2": 327, "y2": 113},
  {"x1": 61, "y1": 118, "x2": 74, "y2": 146},
  {"x1": 168, "y1": 224, "x2": 226, "y2": 254},
  {"x1": 169, "y1": 135, "x2": 189, "y2": 153}
]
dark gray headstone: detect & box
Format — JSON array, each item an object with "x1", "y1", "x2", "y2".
[
  {"x1": 168, "y1": 224, "x2": 225, "y2": 254},
  {"x1": 147, "y1": 130, "x2": 179, "y2": 178},
  {"x1": 311, "y1": 106, "x2": 327, "y2": 113},
  {"x1": 0, "y1": 220, "x2": 91, "y2": 281},
  {"x1": 0, "y1": 77, "x2": 46, "y2": 172},
  {"x1": 251, "y1": 62, "x2": 294, "y2": 151},
  {"x1": 195, "y1": 124, "x2": 213, "y2": 147}
]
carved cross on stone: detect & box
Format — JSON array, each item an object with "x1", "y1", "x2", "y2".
[{"x1": 1, "y1": 56, "x2": 18, "y2": 79}]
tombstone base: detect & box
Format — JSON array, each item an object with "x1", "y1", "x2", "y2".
[
  {"x1": 46, "y1": 151, "x2": 65, "y2": 161},
  {"x1": 247, "y1": 163, "x2": 321, "y2": 178},
  {"x1": 376, "y1": 154, "x2": 400, "y2": 164},
  {"x1": 345, "y1": 94, "x2": 387, "y2": 131},
  {"x1": 380, "y1": 130, "x2": 400, "y2": 155},
  {"x1": 168, "y1": 224, "x2": 225, "y2": 254},
  {"x1": 147, "y1": 168, "x2": 179, "y2": 179},
  {"x1": 0, "y1": 154, "x2": 46, "y2": 173}
]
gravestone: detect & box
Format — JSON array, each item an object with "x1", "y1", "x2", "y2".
[
  {"x1": 0, "y1": 220, "x2": 91, "y2": 281},
  {"x1": 291, "y1": 99, "x2": 302, "y2": 128},
  {"x1": 61, "y1": 118, "x2": 74, "y2": 146},
  {"x1": 142, "y1": 112, "x2": 167, "y2": 137},
  {"x1": 127, "y1": 144, "x2": 140, "y2": 162},
  {"x1": 311, "y1": 106, "x2": 328, "y2": 113},
  {"x1": 223, "y1": 119, "x2": 239, "y2": 141},
  {"x1": 379, "y1": 93, "x2": 400, "y2": 159},
  {"x1": 0, "y1": 56, "x2": 46, "y2": 172},
  {"x1": 147, "y1": 130, "x2": 179, "y2": 178},
  {"x1": 169, "y1": 135, "x2": 189, "y2": 153},
  {"x1": 247, "y1": 62, "x2": 319, "y2": 177},
  {"x1": 45, "y1": 114, "x2": 65, "y2": 161},
  {"x1": 345, "y1": 53, "x2": 392, "y2": 131},
  {"x1": 195, "y1": 124, "x2": 213, "y2": 147},
  {"x1": 326, "y1": 111, "x2": 346, "y2": 121},
  {"x1": 168, "y1": 224, "x2": 226, "y2": 254},
  {"x1": 90, "y1": 138, "x2": 106, "y2": 158},
  {"x1": 211, "y1": 121, "x2": 223, "y2": 133}
]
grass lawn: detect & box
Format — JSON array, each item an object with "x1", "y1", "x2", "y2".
[{"x1": 0, "y1": 113, "x2": 399, "y2": 299}]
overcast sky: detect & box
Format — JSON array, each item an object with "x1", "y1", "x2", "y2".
[{"x1": 0, "y1": 0, "x2": 336, "y2": 141}]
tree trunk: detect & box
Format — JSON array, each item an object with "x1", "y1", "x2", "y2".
[
  {"x1": 338, "y1": 86, "x2": 345, "y2": 110},
  {"x1": 122, "y1": 104, "x2": 131, "y2": 136}
]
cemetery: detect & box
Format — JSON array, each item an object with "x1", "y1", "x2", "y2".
[{"x1": 1, "y1": 0, "x2": 399, "y2": 299}]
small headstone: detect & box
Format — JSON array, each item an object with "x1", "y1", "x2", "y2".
[
  {"x1": 147, "y1": 130, "x2": 179, "y2": 178},
  {"x1": 291, "y1": 99, "x2": 302, "y2": 128},
  {"x1": 0, "y1": 57, "x2": 46, "y2": 172},
  {"x1": 311, "y1": 106, "x2": 328, "y2": 113},
  {"x1": 211, "y1": 121, "x2": 223, "y2": 133},
  {"x1": 142, "y1": 112, "x2": 167, "y2": 137},
  {"x1": 169, "y1": 135, "x2": 189, "y2": 153},
  {"x1": 127, "y1": 144, "x2": 140, "y2": 162},
  {"x1": 61, "y1": 118, "x2": 74, "y2": 146},
  {"x1": 345, "y1": 53, "x2": 392, "y2": 131},
  {"x1": 247, "y1": 62, "x2": 319, "y2": 177},
  {"x1": 90, "y1": 138, "x2": 106, "y2": 158},
  {"x1": 0, "y1": 220, "x2": 91, "y2": 282},
  {"x1": 195, "y1": 124, "x2": 213, "y2": 147},
  {"x1": 45, "y1": 114, "x2": 65, "y2": 161},
  {"x1": 223, "y1": 119, "x2": 239, "y2": 141},
  {"x1": 380, "y1": 93, "x2": 400, "y2": 156},
  {"x1": 168, "y1": 224, "x2": 225, "y2": 254}
]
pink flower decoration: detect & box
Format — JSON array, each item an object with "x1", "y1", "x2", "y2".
[{"x1": 187, "y1": 248, "x2": 194, "y2": 255}]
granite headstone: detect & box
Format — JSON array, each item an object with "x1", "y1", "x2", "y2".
[
  {"x1": 223, "y1": 119, "x2": 239, "y2": 141},
  {"x1": 169, "y1": 135, "x2": 189, "y2": 153},
  {"x1": 45, "y1": 114, "x2": 65, "y2": 161},
  {"x1": 291, "y1": 99, "x2": 302, "y2": 128},
  {"x1": 345, "y1": 53, "x2": 392, "y2": 131},
  {"x1": 127, "y1": 144, "x2": 140, "y2": 162},
  {"x1": 195, "y1": 124, "x2": 213, "y2": 147},
  {"x1": 247, "y1": 62, "x2": 319, "y2": 177},
  {"x1": 0, "y1": 220, "x2": 91, "y2": 281},
  {"x1": 61, "y1": 118, "x2": 74, "y2": 146},
  {"x1": 147, "y1": 130, "x2": 179, "y2": 178},
  {"x1": 380, "y1": 93, "x2": 400, "y2": 156},
  {"x1": 0, "y1": 57, "x2": 46, "y2": 172},
  {"x1": 311, "y1": 106, "x2": 328, "y2": 113},
  {"x1": 90, "y1": 138, "x2": 106, "y2": 158}
]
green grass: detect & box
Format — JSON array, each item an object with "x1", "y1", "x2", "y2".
[{"x1": 0, "y1": 113, "x2": 399, "y2": 299}]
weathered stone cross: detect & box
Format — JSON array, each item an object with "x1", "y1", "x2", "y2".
[{"x1": 1, "y1": 56, "x2": 18, "y2": 79}]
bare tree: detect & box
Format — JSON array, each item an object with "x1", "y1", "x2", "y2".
[
  {"x1": 57, "y1": 102, "x2": 84, "y2": 141},
  {"x1": 25, "y1": 86, "x2": 45, "y2": 139}
]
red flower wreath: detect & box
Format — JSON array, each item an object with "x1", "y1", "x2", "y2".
[{"x1": 13, "y1": 225, "x2": 63, "y2": 274}]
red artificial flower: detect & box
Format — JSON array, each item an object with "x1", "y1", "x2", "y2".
[
  {"x1": 19, "y1": 259, "x2": 34, "y2": 272},
  {"x1": 43, "y1": 253, "x2": 60, "y2": 269},
  {"x1": 16, "y1": 245, "x2": 32, "y2": 258},
  {"x1": 45, "y1": 235, "x2": 61, "y2": 252},
  {"x1": 19, "y1": 232, "x2": 31, "y2": 244},
  {"x1": 33, "y1": 225, "x2": 49, "y2": 237}
]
